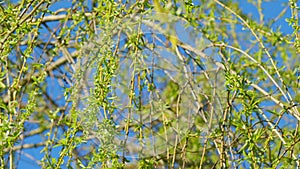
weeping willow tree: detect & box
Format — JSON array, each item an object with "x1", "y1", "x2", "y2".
[{"x1": 0, "y1": 0, "x2": 299, "y2": 168}]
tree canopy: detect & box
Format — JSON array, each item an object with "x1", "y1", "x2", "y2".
[{"x1": 0, "y1": 0, "x2": 300, "y2": 168}]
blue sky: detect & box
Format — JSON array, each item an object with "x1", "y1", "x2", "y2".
[{"x1": 7, "y1": 0, "x2": 299, "y2": 168}]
